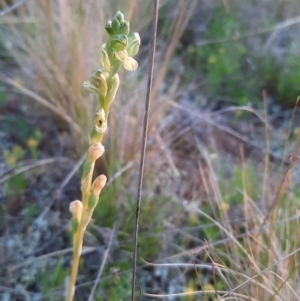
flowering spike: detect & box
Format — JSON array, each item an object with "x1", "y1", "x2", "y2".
[{"x1": 68, "y1": 11, "x2": 141, "y2": 301}]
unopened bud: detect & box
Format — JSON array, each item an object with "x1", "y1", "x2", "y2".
[
  {"x1": 119, "y1": 21, "x2": 130, "y2": 35},
  {"x1": 105, "y1": 20, "x2": 114, "y2": 37},
  {"x1": 87, "y1": 143, "x2": 105, "y2": 163},
  {"x1": 112, "y1": 17, "x2": 120, "y2": 33},
  {"x1": 69, "y1": 200, "x2": 83, "y2": 221},
  {"x1": 88, "y1": 175, "x2": 107, "y2": 209},
  {"x1": 92, "y1": 174, "x2": 107, "y2": 196},
  {"x1": 115, "y1": 11, "x2": 124, "y2": 23}
]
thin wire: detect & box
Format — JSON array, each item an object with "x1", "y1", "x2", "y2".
[{"x1": 130, "y1": 1, "x2": 159, "y2": 301}]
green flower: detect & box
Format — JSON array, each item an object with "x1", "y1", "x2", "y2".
[
  {"x1": 127, "y1": 32, "x2": 141, "y2": 57},
  {"x1": 83, "y1": 69, "x2": 108, "y2": 97},
  {"x1": 110, "y1": 34, "x2": 128, "y2": 51},
  {"x1": 112, "y1": 32, "x2": 141, "y2": 71},
  {"x1": 99, "y1": 44, "x2": 111, "y2": 72}
]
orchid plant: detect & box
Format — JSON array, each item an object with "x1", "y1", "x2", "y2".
[{"x1": 66, "y1": 11, "x2": 141, "y2": 301}]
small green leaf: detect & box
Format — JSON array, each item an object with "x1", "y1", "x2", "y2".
[
  {"x1": 88, "y1": 194, "x2": 99, "y2": 209},
  {"x1": 72, "y1": 218, "x2": 79, "y2": 233}
]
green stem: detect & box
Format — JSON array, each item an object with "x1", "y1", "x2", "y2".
[
  {"x1": 66, "y1": 228, "x2": 84, "y2": 301},
  {"x1": 66, "y1": 191, "x2": 101, "y2": 300},
  {"x1": 103, "y1": 74, "x2": 120, "y2": 117},
  {"x1": 66, "y1": 178, "x2": 91, "y2": 300}
]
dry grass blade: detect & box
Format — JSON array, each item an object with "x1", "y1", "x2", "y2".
[
  {"x1": 88, "y1": 224, "x2": 116, "y2": 301},
  {"x1": 142, "y1": 260, "x2": 232, "y2": 273},
  {"x1": 131, "y1": 1, "x2": 159, "y2": 300},
  {"x1": 0, "y1": 74, "x2": 81, "y2": 133},
  {"x1": 167, "y1": 99, "x2": 291, "y2": 163},
  {"x1": 208, "y1": 105, "x2": 270, "y2": 128},
  {"x1": 143, "y1": 290, "x2": 260, "y2": 301},
  {"x1": 188, "y1": 204, "x2": 262, "y2": 275},
  {"x1": 12, "y1": 247, "x2": 96, "y2": 271},
  {"x1": 268, "y1": 271, "x2": 300, "y2": 301},
  {"x1": 0, "y1": 0, "x2": 30, "y2": 16},
  {"x1": 152, "y1": 0, "x2": 199, "y2": 98},
  {"x1": 0, "y1": 157, "x2": 70, "y2": 184},
  {"x1": 257, "y1": 97, "x2": 300, "y2": 237},
  {"x1": 219, "y1": 247, "x2": 300, "y2": 300},
  {"x1": 106, "y1": 161, "x2": 135, "y2": 186},
  {"x1": 35, "y1": 153, "x2": 86, "y2": 223}
]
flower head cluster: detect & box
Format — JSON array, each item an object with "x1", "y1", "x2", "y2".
[{"x1": 84, "y1": 11, "x2": 141, "y2": 99}]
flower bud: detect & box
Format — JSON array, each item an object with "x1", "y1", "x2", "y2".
[
  {"x1": 110, "y1": 34, "x2": 128, "y2": 51},
  {"x1": 105, "y1": 20, "x2": 114, "y2": 37},
  {"x1": 84, "y1": 69, "x2": 108, "y2": 97},
  {"x1": 94, "y1": 109, "x2": 107, "y2": 133},
  {"x1": 127, "y1": 33, "x2": 141, "y2": 57},
  {"x1": 91, "y1": 69, "x2": 108, "y2": 97},
  {"x1": 87, "y1": 143, "x2": 105, "y2": 163},
  {"x1": 99, "y1": 44, "x2": 111, "y2": 72},
  {"x1": 69, "y1": 200, "x2": 83, "y2": 221},
  {"x1": 119, "y1": 21, "x2": 130, "y2": 35},
  {"x1": 88, "y1": 175, "x2": 107, "y2": 209},
  {"x1": 115, "y1": 11, "x2": 124, "y2": 23},
  {"x1": 112, "y1": 17, "x2": 120, "y2": 33},
  {"x1": 92, "y1": 174, "x2": 107, "y2": 196}
]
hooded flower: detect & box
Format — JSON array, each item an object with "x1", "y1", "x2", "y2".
[
  {"x1": 109, "y1": 32, "x2": 141, "y2": 71},
  {"x1": 83, "y1": 69, "x2": 109, "y2": 97}
]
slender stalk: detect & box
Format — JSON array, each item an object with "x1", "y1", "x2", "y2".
[
  {"x1": 66, "y1": 229, "x2": 84, "y2": 301},
  {"x1": 66, "y1": 188, "x2": 91, "y2": 300},
  {"x1": 131, "y1": 1, "x2": 159, "y2": 301}
]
